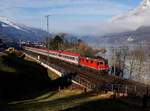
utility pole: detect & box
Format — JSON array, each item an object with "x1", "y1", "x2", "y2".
[
  {"x1": 19, "y1": 39, "x2": 22, "y2": 49},
  {"x1": 45, "y1": 15, "x2": 50, "y2": 65}
]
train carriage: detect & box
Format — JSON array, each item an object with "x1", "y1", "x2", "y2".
[
  {"x1": 24, "y1": 46, "x2": 80, "y2": 65},
  {"x1": 57, "y1": 51, "x2": 80, "y2": 65},
  {"x1": 23, "y1": 46, "x2": 109, "y2": 71},
  {"x1": 24, "y1": 46, "x2": 49, "y2": 57}
]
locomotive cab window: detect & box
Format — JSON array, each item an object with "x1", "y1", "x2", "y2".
[
  {"x1": 100, "y1": 62, "x2": 103, "y2": 65},
  {"x1": 86, "y1": 60, "x2": 89, "y2": 63}
]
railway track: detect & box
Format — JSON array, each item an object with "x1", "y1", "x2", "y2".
[
  {"x1": 26, "y1": 52, "x2": 110, "y2": 83},
  {"x1": 24, "y1": 50, "x2": 150, "y2": 96}
]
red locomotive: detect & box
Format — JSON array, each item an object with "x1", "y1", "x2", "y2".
[{"x1": 24, "y1": 46, "x2": 109, "y2": 71}]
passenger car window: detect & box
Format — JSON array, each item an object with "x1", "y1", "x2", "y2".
[{"x1": 100, "y1": 62, "x2": 103, "y2": 64}]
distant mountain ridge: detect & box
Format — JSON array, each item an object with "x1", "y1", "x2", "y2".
[
  {"x1": 106, "y1": 0, "x2": 150, "y2": 44},
  {"x1": 0, "y1": 17, "x2": 49, "y2": 42},
  {"x1": 112, "y1": 0, "x2": 150, "y2": 25},
  {"x1": 81, "y1": 0, "x2": 150, "y2": 46},
  {"x1": 101, "y1": 26, "x2": 150, "y2": 44}
]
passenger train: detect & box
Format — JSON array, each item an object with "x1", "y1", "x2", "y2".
[{"x1": 23, "y1": 46, "x2": 109, "y2": 71}]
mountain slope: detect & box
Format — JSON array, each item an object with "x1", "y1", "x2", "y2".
[
  {"x1": 106, "y1": 0, "x2": 150, "y2": 44},
  {"x1": 83, "y1": 0, "x2": 150, "y2": 46},
  {"x1": 0, "y1": 17, "x2": 49, "y2": 42},
  {"x1": 100, "y1": 26, "x2": 150, "y2": 44},
  {"x1": 112, "y1": 0, "x2": 150, "y2": 30}
]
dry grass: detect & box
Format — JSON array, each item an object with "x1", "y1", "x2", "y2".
[
  {"x1": 8, "y1": 90, "x2": 115, "y2": 111},
  {"x1": 9, "y1": 89, "x2": 82, "y2": 105},
  {"x1": 0, "y1": 55, "x2": 16, "y2": 73},
  {"x1": 24, "y1": 56, "x2": 37, "y2": 62},
  {"x1": 47, "y1": 70, "x2": 60, "y2": 80},
  {"x1": 7, "y1": 91, "x2": 142, "y2": 111}
]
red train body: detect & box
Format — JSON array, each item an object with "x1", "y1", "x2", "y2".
[
  {"x1": 24, "y1": 46, "x2": 109, "y2": 71},
  {"x1": 79, "y1": 57, "x2": 109, "y2": 70}
]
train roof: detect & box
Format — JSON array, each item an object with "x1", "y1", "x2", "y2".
[
  {"x1": 61, "y1": 51, "x2": 80, "y2": 57},
  {"x1": 80, "y1": 56, "x2": 108, "y2": 62},
  {"x1": 24, "y1": 46, "x2": 80, "y2": 57},
  {"x1": 48, "y1": 50, "x2": 80, "y2": 57}
]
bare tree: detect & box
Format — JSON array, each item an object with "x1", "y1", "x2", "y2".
[
  {"x1": 146, "y1": 42, "x2": 150, "y2": 84},
  {"x1": 127, "y1": 48, "x2": 137, "y2": 79},
  {"x1": 134, "y1": 45, "x2": 145, "y2": 82},
  {"x1": 110, "y1": 45, "x2": 129, "y2": 78},
  {"x1": 110, "y1": 47, "x2": 122, "y2": 76},
  {"x1": 110, "y1": 47, "x2": 117, "y2": 76},
  {"x1": 119, "y1": 45, "x2": 129, "y2": 78}
]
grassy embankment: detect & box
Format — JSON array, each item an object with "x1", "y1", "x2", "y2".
[
  {"x1": 24, "y1": 55, "x2": 59, "y2": 80},
  {"x1": 0, "y1": 54, "x2": 16, "y2": 73},
  {"x1": 0, "y1": 52, "x2": 73, "y2": 100},
  {"x1": 6, "y1": 91, "x2": 143, "y2": 111},
  {"x1": 0, "y1": 51, "x2": 147, "y2": 111}
]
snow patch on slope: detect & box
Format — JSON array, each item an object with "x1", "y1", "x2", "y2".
[
  {"x1": 0, "y1": 16, "x2": 22, "y2": 30},
  {"x1": 127, "y1": 36, "x2": 134, "y2": 42},
  {"x1": 111, "y1": 0, "x2": 150, "y2": 31},
  {"x1": 1, "y1": 24, "x2": 9, "y2": 27},
  {"x1": 141, "y1": 0, "x2": 150, "y2": 9}
]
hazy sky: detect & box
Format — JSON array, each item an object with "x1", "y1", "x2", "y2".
[{"x1": 0, "y1": 0, "x2": 141, "y2": 35}]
